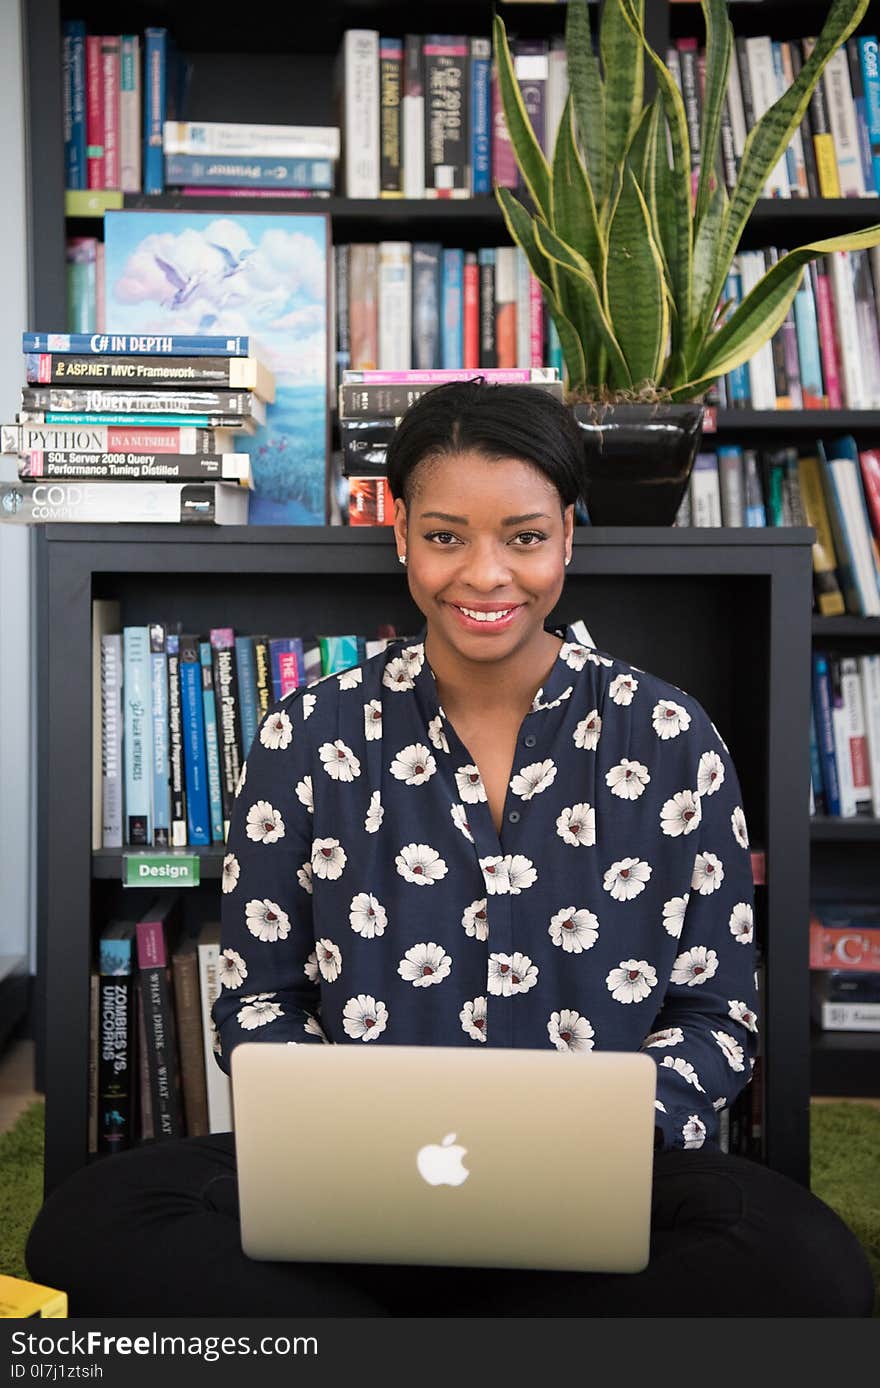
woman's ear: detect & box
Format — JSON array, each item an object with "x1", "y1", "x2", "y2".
[
  {"x1": 392, "y1": 496, "x2": 408, "y2": 562},
  {"x1": 563, "y1": 503, "x2": 575, "y2": 564}
]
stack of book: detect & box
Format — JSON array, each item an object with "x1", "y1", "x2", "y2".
[
  {"x1": 0, "y1": 333, "x2": 276, "y2": 525},
  {"x1": 811, "y1": 649, "x2": 880, "y2": 821},
  {"x1": 809, "y1": 906, "x2": 880, "y2": 1032},
  {"x1": 338, "y1": 366, "x2": 564, "y2": 525},
  {"x1": 163, "y1": 120, "x2": 340, "y2": 197}
]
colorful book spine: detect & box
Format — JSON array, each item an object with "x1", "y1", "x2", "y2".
[
  {"x1": 515, "y1": 38, "x2": 548, "y2": 174},
  {"x1": 379, "y1": 37, "x2": 403, "y2": 197},
  {"x1": 320, "y1": 635, "x2": 359, "y2": 675},
  {"x1": 441, "y1": 248, "x2": 464, "y2": 369},
  {"x1": 812, "y1": 258, "x2": 843, "y2": 409},
  {"x1": 62, "y1": 20, "x2": 87, "y2": 190},
  {"x1": 170, "y1": 935, "x2": 210, "y2": 1138},
  {"x1": 164, "y1": 154, "x2": 334, "y2": 189},
  {"x1": 424, "y1": 35, "x2": 470, "y2": 197},
  {"x1": 402, "y1": 33, "x2": 425, "y2": 199},
  {"x1": 809, "y1": 703, "x2": 826, "y2": 814},
  {"x1": 816, "y1": 439, "x2": 861, "y2": 615},
  {"x1": 824, "y1": 45, "x2": 866, "y2": 196},
  {"x1": 723, "y1": 266, "x2": 750, "y2": 405},
  {"x1": 859, "y1": 36, "x2": 880, "y2": 194},
  {"x1": 348, "y1": 243, "x2": 379, "y2": 371},
  {"x1": 792, "y1": 269, "x2": 825, "y2": 409},
  {"x1": 101, "y1": 633, "x2": 124, "y2": 849},
  {"x1": 97, "y1": 921, "x2": 136, "y2": 1153},
  {"x1": 20, "y1": 385, "x2": 266, "y2": 418},
  {"x1": 846, "y1": 38, "x2": 876, "y2": 195},
  {"x1": 804, "y1": 37, "x2": 842, "y2": 197},
  {"x1": 797, "y1": 453, "x2": 846, "y2": 615},
  {"x1": 478, "y1": 248, "x2": 497, "y2": 368},
  {"x1": 122, "y1": 626, "x2": 152, "y2": 846},
  {"x1": 164, "y1": 120, "x2": 339, "y2": 158},
  {"x1": 135, "y1": 899, "x2": 184, "y2": 1140},
  {"x1": 528, "y1": 271, "x2": 544, "y2": 369},
  {"x1": 119, "y1": 34, "x2": 141, "y2": 193},
  {"x1": 149, "y1": 623, "x2": 171, "y2": 848},
  {"x1": 829, "y1": 251, "x2": 868, "y2": 408},
  {"x1": 17, "y1": 452, "x2": 251, "y2": 484},
  {"x1": 516, "y1": 249, "x2": 532, "y2": 369},
  {"x1": 470, "y1": 36, "x2": 492, "y2": 195},
  {"x1": 269, "y1": 638, "x2": 305, "y2": 700},
  {"x1": 494, "y1": 245, "x2": 518, "y2": 369},
  {"x1": 234, "y1": 636, "x2": 259, "y2": 758},
  {"x1": 22, "y1": 332, "x2": 255, "y2": 356},
  {"x1": 85, "y1": 35, "x2": 104, "y2": 189},
  {"x1": 743, "y1": 449, "x2": 766, "y2": 527},
  {"x1": 491, "y1": 58, "x2": 518, "y2": 189},
  {"x1": 840, "y1": 655, "x2": 874, "y2": 814},
  {"x1": 812, "y1": 652, "x2": 842, "y2": 816},
  {"x1": 412, "y1": 242, "x2": 442, "y2": 369},
  {"x1": 4, "y1": 420, "x2": 225, "y2": 453},
  {"x1": 253, "y1": 637, "x2": 272, "y2": 720},
  {"x1": 210, "y1": 628, "x2": 243, "y2": 836},
  {"x1": 463, "y1": 251, "x2": 479, "y2": 368},
  {"x1": 339, "y1": 29, "x2": 380, "y2": 199},
  {"x1": 377, "y1": 241, "x2": 412, "y2": 370},
  {"x1": 199, "y1": 641, "x2": 225, "y2": 844},
  {"x1": 178, "y1": 634, "x2": 211, "y2": 846},
  {"x1": 166, "y1": 631, "x2": 188, "y2": 847},
  {"x1": 143, "y1": 27, "x2": 167, "y2": 195},
  {"x1": 66, "y1": 237, "x2": 97, "y2": 335},
  {"x1": 101, "y1": 35, "x2": 120, "y2": 191},
  {"x1": 25, "y1": 354, "x2": 272, "y2": 397},
  {"x1": 197, "y1": 923, "x2": 232, "y2": 1133}
]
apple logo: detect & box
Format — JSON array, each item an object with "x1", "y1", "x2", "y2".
[{"x1": 416, "y1": 1132, "x2": 470, "y2": 1187}]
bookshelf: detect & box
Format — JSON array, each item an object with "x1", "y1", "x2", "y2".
[{"x1": 19, "y1": 0, "x2": 880, "y2": 1192}]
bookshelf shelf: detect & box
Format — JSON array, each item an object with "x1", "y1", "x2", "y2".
[
  {"x1": 809, "y1": 817, "x2": 880, "y2": 842},
  {"x1": 92, "y1": 848, "x2": 226, "y2": 880},
  {"x1": 811, "y1": 1030, "x2": 880, "y2": 1097},
  {"x1": 708, "y1": 409, "x2": 880, "y2": 433},
  {"x1": 812, "y1": 616, "x2": 880, "y2": 637}
]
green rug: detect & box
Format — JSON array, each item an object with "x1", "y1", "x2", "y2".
[{"x1": 1, "y1": 1099, "x2": 877, "y2": 1313}]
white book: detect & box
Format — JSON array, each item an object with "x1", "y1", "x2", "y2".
[
  {"x1": 119, "y1": 35, "x2": 141, "y2": 193},
  {"x1": 859, "y1": 653, "x2": 880, "y2": 816},
  {"x1": 830, "y1": 655, "x2": 858, "y2": 816},
  {"x1": 823, "y1": 46, "x2": 866, "y2": 196},
  {"x1": 717, "y1": 446, "x2": 746, "y2": 525},
  {"x1": 840, "y1": 655, "x2": 874, "y2": 813},
  {"x1": 689, "y1": 453, "x2": 723, "y2": 526},
  {"x1": 851, "y1": 249, "x2": 880, "y2": 407},
  {"x1": 778, "y1": 42, "x2": 809, "y2": 197},
  {"x1": 515, "y1": 249, "x2": 532, "y2": 369},
  {"x1": 0, "y1": 480, "x2": 250, "y2": 525},
  {"x1": 814, "y1": 1000, "x2": 880, "y2": 1031},
  {"x1": 546, "y1": 38, "x2": 569, "y2": 159},
  {"x1": 197, "y1": 929, "x2": 232, "y2": 1134},
  {"x1": 839, "y1": 460, "x2": 880, "y2": 616},
  {"x1": 402, "y1": 34, "x2": 425, "y2": 199},
  {"x1": 738, "y1": 251, "x2": 777, "y2": 408},
  {"x1": 92, "y1": 599, "x2": 121, "y2": 851},
  {"x1": 163, "y1": 120, "x2": 341, "y2": 160},
  {"x1": 828, "y1": 251, "x2": 869, "y2": 408},
  {"x1": 378, "y1": 242, "x2": 412, "y2": 370},
  {"x1": 726, "y1": 45, "x2": 748, "y2": 167},
  {"x1": 495, "y1": 245, "x2": 518, "y2": 364},
  {"x1": 745, "y1": 36, "x2": 790, "y2": 196},
  {"x1": 338, "y1": 31, "x2": 380, "y2": 198}
]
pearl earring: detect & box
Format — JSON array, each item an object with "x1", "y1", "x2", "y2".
[
  {"x1": 398, "y1": 554, "x2": 406, "y2": 565},
  {"x1": 564, "y1": 557, "x2": 571, "y2": 566}
]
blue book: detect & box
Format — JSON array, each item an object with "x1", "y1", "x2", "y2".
[
  {"x1": 178, "y1": 635, "x2": 210, "y2": 845},
  {"x1": 143, "y1": 28, "x2": 167, "y2": 195},
  {"x1": 547, "y1": 316, "x2": 563, "y2": 376},
  {"x1": 441, "y1": 249, "x2": 464, "y2": 368},
  {"x1": 269, "y1": 638, "x2": 304, "y2": 701},
  {"x1": 148, "y1": 623, "x2": 171, "y2": 849},
  {"x1": 722, "y1": 269, "x2": 750, "y2": 405},
  {"x1": 846, "y1": 39, "x2": 876, "y2": 197},
  {"x1": 812, "y1": 653, "x2": 841, "y2": 817},
  {"x1": 319, "y1": 634, "x2": 359, "y2": 676},
  {"x1": 818, "y1": 436, "x2": 879, "y2": 615},
  {"x1": 62, "y1": 21, "x2": 87, "y2": 190},
  {"x1": 858, "y1": 37, "x2": 880, "y2": 194},
  {"x1": 470, "y1": 36, "x2": 492, "y2": 195},
  {"x1": 122, "y1": 627, "x2": 153, "y2": 846},
  {"x1": 164, "y1": 153, "x2": 334, "y2": 190},
  {"x1": 39, "y1": 412, "x2": 224, "y2": 427},
  {"x1": 809, "y1": 701, "x2": 826, "y2": 816},
  {"x1": 742, "y1": 449, "x2": 767, "y2": 528},
  {"x1": 412, "y1": 243, "x2": 442, "y2": 369},
  {"x1": 22, "y1": 332, "x2": 254, "y2": 356},
  {"x1": 792, "y1": 272, "x2": 824, "y2": 409},
  {"x1": 235, "y1": 637, "x2": 259, "y2": 757},
  {"x1": 199, "y1": 642, "x2": 225, "y2": 844}
]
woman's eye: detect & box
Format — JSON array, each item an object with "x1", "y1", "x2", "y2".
[
  {"x1": 425, "y1": 531, "x2": 459, "y2": 545},
  {"x1": 514, "y1": 531, "x2": 547, "y2": 545}
]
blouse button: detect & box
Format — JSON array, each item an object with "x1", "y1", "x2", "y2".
[
  {"x1": 508, "y1": 810, "x2": 521, "y2": 824},
  {"x1": 523, "y1": 734, "x2": 537, "y2": 748}
]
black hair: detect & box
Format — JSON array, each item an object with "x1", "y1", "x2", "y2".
[{"x1": 384, "y1": 378, "x2": 583, "y2": 511}]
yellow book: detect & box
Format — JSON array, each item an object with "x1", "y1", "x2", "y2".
[
  {"x1": 814, "y1": 134, "x2": 842, "y2": 198},
  {"x1": 798, "y1": 453, "x2": 846, "y2": 615},
  {"x1": 0, "y1": 1274, "x2": 68, "y2": 1318}
]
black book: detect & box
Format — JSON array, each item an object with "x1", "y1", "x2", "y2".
[
  {"x1": 97, "y1": 920, "x2": 137, "y2": 1155},
  {"x1": 478, "y1": 250, "x2": 496, "y2": 368},
  {"x1": 134, "y1": 894, "x2": 184, "y2": 1142},
  {"x1": 789, "y1": 41, "x2": 820, "y2": 198}
]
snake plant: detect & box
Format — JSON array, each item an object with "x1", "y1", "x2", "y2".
[{"x1": 494, "y1": 0, "x2": 880, "y2": 401}]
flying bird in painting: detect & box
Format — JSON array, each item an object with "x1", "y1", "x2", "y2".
[{"x1": 154, "y1": 254, "x2": 206, "y2": 308}]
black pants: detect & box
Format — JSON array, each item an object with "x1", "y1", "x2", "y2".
[{"x1": 26, "y1": 1134, "x2": 874, "y2": 1317}]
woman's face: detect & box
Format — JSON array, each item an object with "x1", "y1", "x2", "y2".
[{"x1": 393, "y1": 450, "x2": 574, "y2": 665}]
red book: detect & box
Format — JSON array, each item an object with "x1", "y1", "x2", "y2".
[
  {"x1": 858, "y1": 449, "x2": 880, "y2": 542},
  {"x1": 528, "y1": 274, "x2": 544, "y2": 368},
  {"x1": 812, "y1": 258, "x2": 843, "y2": 409},
  {"x1": 810, "y1": 914, "x2": 880, "y2": 970},
  {"x1": 101, "y1": 35, "x2": 120, "y2": 190},
  {"x1": 348, "y1": 476, "x2": 394, "y2": 525},
  {"x1": 85, "y1": 35, "x2": 105, "y2": 189},
  {"x1": 491, "y1": 64, "x2": 518, "y2": 188},
  {"x1": 463, "y1": 252, "x2": 479, "y2": 369}
]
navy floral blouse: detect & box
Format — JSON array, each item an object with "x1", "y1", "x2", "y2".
[{"x1": 213, "y1": 624, "x2": 759, "y2": 1151}]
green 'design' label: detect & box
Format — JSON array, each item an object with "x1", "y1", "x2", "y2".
[{"x1": 124, "y1": 854, "x2": 200, "y2": 887}]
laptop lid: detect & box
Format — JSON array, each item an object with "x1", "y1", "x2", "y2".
[{"x1": 231, "y1": 1044, "x2": 657, "y2": 1274}]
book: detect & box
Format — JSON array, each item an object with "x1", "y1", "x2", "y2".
[
  {"x1": 25, "y1": 353, "x2": 276, "y2": 401},
  {"x1": 166, "y1": 630, "x2": 188, "y2": 847},
  {"x1": 820, "y1": 435, "x2": 880, "y2": 616},
  {"x1": 495, "y1": 246, "x2": 518, "y2": 369},
  {"x1": 796, "y1": 453, "x2": 846, "y2": 616},
  {"x1": 858, "y1": 37, "x2": 880, "y2": 194},
  {"x1": 4, "y1": 420, "x2": 233, "y2": 453},
  {"x1": 119, "y1": 34, "x2": 141, "y2": 193},
  {"x1": 424, "y1": 35, "x2": 470, "y2": 198},
  {"x1": 717, "y1": 446, "x2": 745, "y2": 526},
  {"x1": 478, "y1": 247, "x2": 496, "y2": 368},
  {"x1": 199, "y1": 642, "x2": 225, "y2": 844},
  {"x1": 828, "y1": 251, "x2": 866, "y2": 408},
  {"x1": 165, "y1": 154, "x2": 334, "y2": 190},
  {"x1": 100, "y1": 631, "x2": 124, "y2": 848},
  {"x1": 253, "y1": 636, "x2": 272, "y2": 720},
  {"x1": 378, "y1": 241, "x2": 412, "y2": 370},
  {"x1": 744, "y1": 36, "x2": 790, "y2": 197},
  {"x1": 16, "y1": 451, "x2": 253, "y2": 485},
  {"x1": 411, "y1": 243, "x2": 442, "y2": 368},
  {"x1": 838, "y1": 655, "x2": 874, "y2": 816},
  {"x1": 515, "y1": 37, "x2": 549, "y2": 165},
  {"x1": 178, "y1": 633, "x2": 211, "y2": 845},
  {"x1": 803, "y1": 38, "x2": 842, "y2": 197},
  {"x1": 97, "y1": 920, "x2": 136, "y2": 1153},
  {"x1": 340, "y1": 417, "x2": 394, "y2": 474},
  {"x1": 134, "y1": 974, "x2": 153, "y2": 1139},
  {"x1": 269, "y1": 637, "x2": 305, "y2": 700},
  {"x1": 845, "y1": 38, "x2": 876, "y2": 196},
  {"x1": 149, "y1": 623, "x2": 171, "y2": 848},
  {"x1": 349, "y1": 244, "x2": 379, "y2": 371},
  {"x1": 320, "y1": 634, "x2": 359, "y2": 674},
  {"x1": 470, "y1": 37, "x2": 492, "y2": 195},
  {"x1": 122, "y1": 626, "x2": 152, "y2": 846},
  {"x1": 23, "y1": 332, "x2": 258, "y2": 358},
  {"x1": 20, "y1": 384, "x2": 267, "y2": 422},
  {"x1": 441, "y1": 248, "x2": 464, "y2": 369},
  {"x1": 210, "y1": 628, "x2": 243, "y2": 838},
  {"x1": 811, "y1": 258, "x2": 843, "y2": 408},
  {"x1": 341, "y1": 366, "x2": 559, "y2": 384},
  {"x1": 135, "y1": 895, "x2": 184, "y2": 1139},
  {"x1": 234, "y1": 636, "x2": 259, "y2": 758},
  {"x1": 828, "y1": 653, "x2": 858, "y2": 816},
  {"x1": 810, "y1": 907, "x2": 880, "y2": 970},
  {"x1": 742, "y1": 449, "x2": 766, "y2": 527},
  {"x1": 88, "y1": 969, "x2": 98, "y2": 1153},
  {"x1": 823, "y1": 44, "x2": 866, "y2": 197},
  {"x1": 860, "y1": 653, "x2": 880, "y2": 817},
  {"x1": 143, "y1": 28, "x2": 167, "y2": 195},
  {"x1": 348, "y1": 475, "x2": 395, "y2": 525},
  {"x1": 101, "y1": 35, "x2": 120, "y2": 191},
  {"x1": 402, "y1": 34, "x2": 425, "y2": 199},
  {"x1": 196, "y1": 921, "x2": 232, "y2": 1133},
  {"x1": 811, "y1": 989, "x2": 880, "y2": 1031},
  {"x1": 171, "y1": 934, "x2": 210, "y2": 1138},
  {"x1": 463, "y1": 252, "x2": 479, "y2": 368},
  {"x1": 66, "y1": 237, "x2": 97, "y2": 334},
  {"x1": 792, "y1": 269, "x2": 825, "y2": 409},
  {"x1": 851, "y1": 249, "x2": 880, "y2": 406},
  {"x1": 85, "y1": 34, "x2": 104, "y2": 189},
  {"x1": 337, "y1": 30, "x2": 380, "y2": 199},
  {"x1": 812, "y1": 652, "x2": 842, "y2": 817},
  {"x1": 0, "y1": 481, "x2": 250, "y2": 526},
  {"x1": 379, "y1": 37, "x2": 403, "y2": 197},
  {"x1": 689, "y1": 453, "x2": 722, "y2": 526},
  {"x1": 164, "y1": 121, "x2": 340, "y2": 159},
  {"x1": 62, "y1": 20, "x2": 87, "y2": 190}
]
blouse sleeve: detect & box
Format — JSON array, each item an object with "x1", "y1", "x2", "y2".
[
  {"x1": 641, "y1": 715, "x2": 760, "y2": 1151},
  {"x1": 211, "y1": 693, "x2": 326, "y2": 1077}
]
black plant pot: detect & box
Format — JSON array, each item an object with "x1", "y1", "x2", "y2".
[{"x1": 569, "y1": 402, "x2": 705, "y2": 527}]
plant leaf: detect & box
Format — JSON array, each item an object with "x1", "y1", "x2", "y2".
[
  {"x1": 552, "y1": 93, "x2": 603, "y2": 286},
  {"x1": 689, "y1": 179, "x2": 729, "y2": 367},
  {"x1": 492, "y1": 14, "x2": 552, "y2": 219},
  {"x1": 694, "y1": 0, "x2": 733, "y2": 231},
  {"x1": 601, "y1": 0, "x2": 644, "y2": 174},
  {"x1": 605, "y1": 165, "x2": 669, "y2": 385},
  {"x1": 534, "y1": 220, "x2": 633, "y2": 388},
  {"x1": 565, "y1": 0, "x2": 607, "y2": 205}
]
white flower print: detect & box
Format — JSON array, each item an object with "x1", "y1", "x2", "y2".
[
  {"x1": 311, "y1": 837, "x2": 347, "y2": 880},
  {"x1": 652, "y1": 699, "x2": 692, "y2": 740},
  {"x1": 655, "y1": 1100, "x2": 667, "y2": 1115},
  {"x1": 487, "y1": 951, "x2": 538, "y2": 996},
  {"x1": 297, "y1": 861, "x2": 313, "y2": 894},
  {"x1": 315, "y1": 938, "x2": 342, "y2": 982},
  {"x1": 218, "y1": 949, "x2": 247, "y2": 989},
  {"x1": 235, "y1": 759, "x2": 247, "y2": 797},
  {"x1": 342, "y1": 994, "x2": 388, "y2": 1041},
  {"x1": 382, "y1": 656, "x2": 415, "y2": 692},
  {"x1": 399, "y1": 643, "x2": 425, "y2": 678},
  {"x1": 510, "y1": 759, "x2": 557, "y2": 800},
  {"x1": 549, "y1": 907, "x2": 599, "y2": 953},
  {"x1": 729, "y1": 902, "x2": 754, "y2": 944},
  {"x1": 555, "y1": 803, "x2": 596, "y2": 847},
  {"x1": 606, "y1": 759, "x2": 650, "y2": 801},
  {"x1": 609, "y1": 672, "x2": 639, "y2": 706},
  {"x1": 606, "y1": 959, "x2": 658, "y2": 1004},
  {"x1": 573, "y1": 710, "x2": 601, "y2": 750},
  {"x1": 548, "y1": 1010, "x2": 595, "y2": 1053},
  {"x1": 660, "y1": 789, "x2": 702, "y2": 837},
  {"x1": 455, "y1": 764, "x2": 487, "y2": 803},
  {"x1": 660, "y1": 1055, "x2": 705, "y2": 1092},
  {"x1": 697, "y1": 749, "x2": 726, "y2": 796},
  {"x1": 603, "y1": 857, "x2": 652, "y2": 901},
  {"x1": 682, "y1": 1116, "x2": 707, "y2": 1150},
  {"x1": 559, "y1": 641, "x2": 589, "y2": 670},
  {"x1": 531, "y1": 686, "x2": 573, "y2": 712},
  {"x1": 389, "y1": 742, "x2": 437, "y2": 786},
  {"x1": 301, "y1": 692, "x2": 316, "y2": 720},
  {"x1": 427, "y1": 713, "x2": 449, "y2": 753},
  {"x1": 642, "y1": 1027, "x2": 684, "y2": 1048},
  {"x1": 395, "y1": 842, "x2": 448, "y2": 885},
  {"x1": 731, "y1": 805, "x2": 750, "y2": 849},
  {"x1": 712, "y1": 1030, "x2": 746, "y2": 1072},
  {"x1": 663, "y1": 894, "x2": 689, "y2": 938},
  {"x1": 398, "y1": 941, "x2": 452, "y2": 987},
  {"x1": 338, "y1": 666, "x2": 363, "y2": 690},
  {"x1": 259, "y1": 709, "x2": 292, "y2": 751},
  {"x1": 728, "y1": 999, "x2": 759, "y2": 1033},
  {"x1": 245, "y1": 800, "x2": 285, "y2": 845},
  {"x1": 246, "y1": 898, "x2": 292, "y2": 943},
  {"x1": 506, "y1": 854, "x2": 538, "y2": 894},
  {"x1": 221, "y1": 853, "x2": 240, "y2": 894},
  {"x1": 304, "y1": 950, "x2": 318, "y2": 984},
  {"x1": 364, "y1": 790, "x2": 383, "y2": 834},
  {"x1": 692, "y1": 851, "x2": 724, "y2": 895},
  {"x1": 237, "y1": 992, "x2": 283, "y2": 1031},
  {"x1": 350, "y1": 891, "x2": 388, "y2": 938},
  {"x1": 460, "y1": 996, "x2": 488, "y2": 1042},
  {"x1": 671, "y1": 945, "x2": 719, "y2": 987},
  {"x1": 713, "y1": 1097, "x2": 728, "y2": 1112},
  {"x1": 364, "y1": 699, "x2": 383, "y2": 741},
  {"x1": 480, "y1": 855, "x2": 510, "y2": 895},
  {"x1": 450, "y1": 803, "x2": 474, "y2": 842},
  {"x1": 294, "y1": 775, "x2": 313, "y2": 813},
  {"x1": 319, "y1": 739, "x2": 361, "y2": 782},
  {"x1": 585, "y1": 651, "x2": 614, "y2": 668},
  {"x1": 303, "y1": 1016, "x2": 327, "y2": 1042},
  {"x1": 462, "y1": 899, "x2": 489, "y2": 940}
]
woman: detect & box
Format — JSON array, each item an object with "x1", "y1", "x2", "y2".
[{"x1": 26, "y1": 381, "x2": 873, "y2": 1317}]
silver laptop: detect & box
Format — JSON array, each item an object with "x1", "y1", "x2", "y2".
[{"x1": 231, "y1": 1043, "x2": 657, "y2": 1274}]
